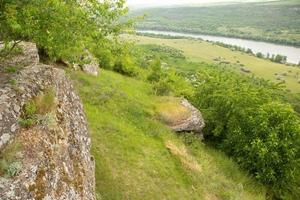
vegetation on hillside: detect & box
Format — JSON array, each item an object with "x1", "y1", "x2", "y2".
[
  {"x1": 1, "y1": 0, "x2": 300, "y2": 200},
  {"x1": 93, "y1": 38, "x2": 300, "y2": 198},
  {"x1": 130, "y1": 0, "x2": 300, "y2": 46},
  {"x1": 71, "y1": 70, "x2": 266, "y2": 200},
  {"x1": 192, "y1": 66, "x2": 300, "y2": 199}
]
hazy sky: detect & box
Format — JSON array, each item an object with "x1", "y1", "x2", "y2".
[
  {"x1": 127, "y1": 0, "x2": 261, "y2": 6},
  {"x1": 127, "y1": 0, "x2": 272, "y2": 7}
]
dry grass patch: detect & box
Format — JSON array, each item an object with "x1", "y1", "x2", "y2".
[
  {"x1": 204, "y1": 192, "x2": 220, "y2": 200},
  {"x1": 165, "y1": 140, "x2": 202, "y2": 173},
  {"x1": 34, "y1": 87, "x2": 56, "y2": 115},
  {"x1": 155, "y1": 97, "x2": 191, "y2": 126}
]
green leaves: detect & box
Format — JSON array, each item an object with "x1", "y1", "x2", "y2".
[
  {"x1": 192, "y1": 66, "x2": 300, "y2": 198},
  {"x1": 0, "y1": 0, "x2": 131, "y2": 62}
]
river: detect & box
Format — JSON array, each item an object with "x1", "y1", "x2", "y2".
[{"x1": 138, "y1": 30, "x2": 300, "y2": 64}]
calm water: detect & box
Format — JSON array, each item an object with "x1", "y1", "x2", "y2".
[{"x1": 138, "y1": 30, "x2": 300, "y2": 64}]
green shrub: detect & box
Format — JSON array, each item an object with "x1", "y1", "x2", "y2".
[
  {"x1": 96, "y1": 49, "x2": 115, "y2": 70},
  {"x1": 152, "y1": 78, "x2": 172, "y2": 96},
  {"x1": 147, "y1": 59, "x2": 193, "y2": 97},
  {"x1": 109, "y1": 42, "x2": 141, "y2": 77},
  {"x1": 147, "y1": 59, "x2": 162, "y2": 82},
  {"x1": 0, "y1": 160, "x2": 23, "y2": 178},
  {"x1": 192, "y1": 66, "x2": 300, "y2": 198},
  {"x1": 166, "y1": 70, "x2": 194, "y2": 98},
  {"x1": 225, "y1": 102, "x2": 300, "y2": 187},
  {"x1": 0, "y1": 0, "x2": 130, "y2": 62},
  {"x1": 113, "y1": 57, "x2": 139, "y2": 77},
  {"x1": 193, "y1": 67, "x2": 277, "y2": 141}
]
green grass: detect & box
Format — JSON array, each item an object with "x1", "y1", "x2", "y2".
[
  {"x1": 131, "y1": 35, "x2": 300, "y2": 93},
  {"x1": 71, "y1": 70, "x2": 266, "y2": 200}
]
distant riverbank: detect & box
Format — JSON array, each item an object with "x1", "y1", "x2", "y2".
[{"x1": 138, "y1": 30, "x2": 300, "y2": 64}]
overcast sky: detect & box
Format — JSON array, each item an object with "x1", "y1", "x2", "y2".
[{"x1": 127, "y1": 0, "x2": 268, "y2": 7}]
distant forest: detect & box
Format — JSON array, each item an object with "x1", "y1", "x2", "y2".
[{"x1": 130, "y1": 0, "x2": 300, "y2": 46}]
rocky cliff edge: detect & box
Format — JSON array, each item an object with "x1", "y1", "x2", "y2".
[{"x1": 0, "y1": 42, "x2": 95, "y2": 200}]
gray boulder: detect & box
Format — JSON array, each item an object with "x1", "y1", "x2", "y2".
[
  {"x1": 81, "y1": 52, "x2": 99, "y2": 76},
  {"x1": 241, "y1": 67, "x2": 251, "y2": 73},
  {"x1": 169, "y1": 98, "x2": 205, "y2": 134}
]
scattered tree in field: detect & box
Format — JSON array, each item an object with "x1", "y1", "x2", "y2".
[
  {"x1": 256, "y1": 52, "x2": 264, "y2": 58},
  {"x1": 272, "y1": 54, "x2": 287, "y2": 63},
  {"x1": 246, "y1": 48, "x2": 253, "y2": 54}
]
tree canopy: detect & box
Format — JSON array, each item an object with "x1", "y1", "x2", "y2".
[{"x1": 0, "y1": 0, "x2": 131, "y2": 62}]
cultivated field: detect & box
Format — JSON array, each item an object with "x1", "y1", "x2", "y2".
[{"x1": 131, "y1": 35, "x2": 300, "y2": 93}]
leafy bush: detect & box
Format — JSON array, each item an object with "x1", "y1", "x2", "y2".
[
  {"x1": 103, "y1": 41, "x2": 141, "y2": 77},
  {"x1": 192, "y1": 66, "x2": 300, "y2": 198},
  {"x1": 0, "y1": 0, "x2": 131, "y2": 62},
  {"x1": 225, "y1": 102, "x2": 300, "y2": 183},
  {"x1": 152, "y1": 79, "x2": 173, "y2": 96},
  {"x1": 147, "y1": 59, "x2": 193, "y2": 97},
  {"x1": 113, "y1": 56, "x2": 139, "y2": 77},
  {"x1": 96, "y1": 49, "x2": 115, "y2": 70}
]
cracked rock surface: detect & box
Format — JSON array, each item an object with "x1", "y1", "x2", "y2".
[
  {"x1": 169, "y1": 98, "x2": 205, "y2": 134},
  {"x1": 0, "y1": 43, "x2": 95, "y2": 200}
]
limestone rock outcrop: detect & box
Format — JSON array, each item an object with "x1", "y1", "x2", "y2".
[
  {"x1": 0, "y1": 42, "x2": 39, "y2": 68},
  {"x1": 80, "y1": 52, "x2": 99, "y2": 76},
  {"x1": 0, "y1": 43, "x2": 95, "y2": 199},
  {"x1": 156, "y1": 97, "x2": 205, "y2": 135},
  {"x1": 169, "y1": 98, "x2": 205, "y2": 134}
]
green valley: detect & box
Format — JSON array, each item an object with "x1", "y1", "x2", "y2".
[
  {"x1": 131, "y1": 35, "x2": 300, "y2": 93},
  {"x1": 131, "y1": 0, "x2": 300, "y2": 46}
]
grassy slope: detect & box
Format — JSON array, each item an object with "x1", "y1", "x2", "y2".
[
  {"x1": 71, "y1": 70, "x2": 266, "y2": 200},
  {"x1": 131, "y1": 0, "x2": 300, "y2": 46},
  {"x1": 131, "y1": 35, "x2": 300, "y2": 93}
]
